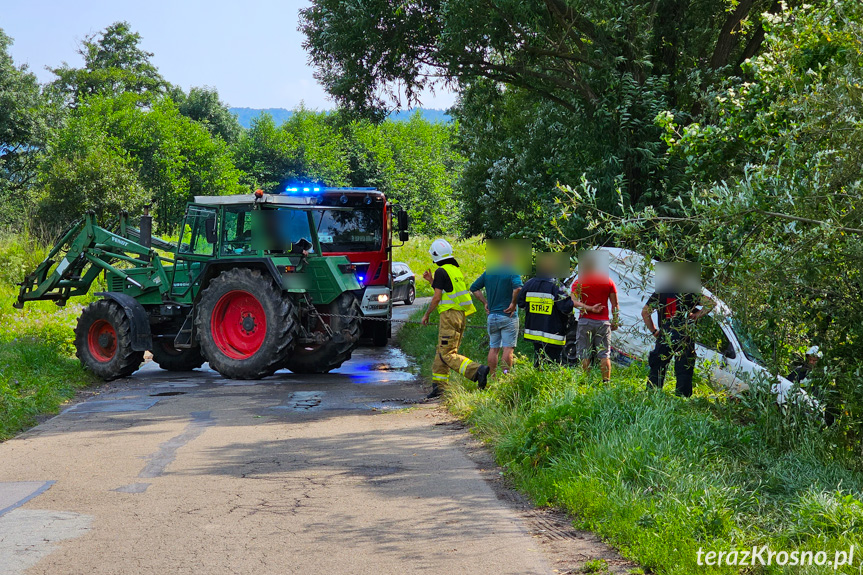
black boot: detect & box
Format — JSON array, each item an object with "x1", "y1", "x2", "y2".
[
  {"x1": 426, "y1": 386, "x2": 442, "y2": 399},
  {"x1": 475, "y1": 365, "x2": 490, "y2": 390}
]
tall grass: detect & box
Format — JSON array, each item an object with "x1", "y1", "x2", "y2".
[
  {"x1": 398, "y1": 304, "x2": 863, "y2": 574},
  {"x1": 394, "y1": 235, "x2": 487, "y2": 297},
  {"x1": 0, "y1": 233, "x2": 95, "y2": 439}
]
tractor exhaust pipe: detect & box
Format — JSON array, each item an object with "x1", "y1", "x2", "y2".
[{"x1": 139, "y1": 205, "x2": 152, "y2": 249}]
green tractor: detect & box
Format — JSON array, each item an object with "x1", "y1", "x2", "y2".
[{"x1": 15, "y1": 192, "x2": 366, "y2": 380}]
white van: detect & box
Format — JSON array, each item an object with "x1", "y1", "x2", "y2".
[{"x1": 567, "y1": 248, "x2": 809, "y2": 406}]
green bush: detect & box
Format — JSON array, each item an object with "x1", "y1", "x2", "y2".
[{"x1": 0, "y1": 234, "x2": 95, "y2": 439}]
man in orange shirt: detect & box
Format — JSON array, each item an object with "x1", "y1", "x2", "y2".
[{"x1": 571, "y1": 251, "x2": 619, "y2": 382}]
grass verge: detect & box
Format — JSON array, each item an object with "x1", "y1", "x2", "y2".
[
  {"x1": 0, "y1": 233, "x2": 95, "y2": 440},
  {"x1": 399, "y1": 302, "x2": 863, "y2": 574},
  {"x1": 394, "y1": 236, "x2": 486, "y2": 297}
]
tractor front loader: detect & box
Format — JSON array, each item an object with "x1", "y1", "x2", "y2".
[{"x1": 15, "y1": 193, "x2": 365, "y2": 381}]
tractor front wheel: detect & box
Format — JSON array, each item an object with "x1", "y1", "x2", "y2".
[
  {"x1": 196, "y1": 268, "x2": 298, "y2": 379},
  {"x1": 151, "y1": 340, "x2": 205, "y2": 372},
  {"x1": 74, "y1": 300, "x2": 144, "y2": 381},
  {"x1": 285, "y1": 293, "x2": 362, "y2": 374}
]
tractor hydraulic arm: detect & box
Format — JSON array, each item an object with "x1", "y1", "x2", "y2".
[{"x1": 15, "y1": 212, "x2": 172, "y2": 308}]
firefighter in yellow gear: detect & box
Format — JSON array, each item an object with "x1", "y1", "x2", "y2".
[{"x1": 421, "y1": 239, "x2": 490, "y2": 398}]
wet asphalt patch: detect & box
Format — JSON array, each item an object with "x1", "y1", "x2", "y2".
[{"x1": 267, "y1": 391, "x2": 324, "y2": 412}]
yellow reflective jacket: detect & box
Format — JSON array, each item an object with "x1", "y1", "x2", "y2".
[{"x1": 437, "y1": 263, "x2": 476, "y2": 316}]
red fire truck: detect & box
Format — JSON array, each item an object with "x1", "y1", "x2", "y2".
[{"x1": 283, "y1": 186, "x2": 408, "y2": 346}]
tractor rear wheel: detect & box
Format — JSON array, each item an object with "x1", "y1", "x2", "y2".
[
  {"x1": 285, "y1": 293, "x2": 362, "y2": 374},
  {"x1": 196, "y1": 268, "x2": 297, "y2": 379},
  {"x1": 74, "y1": 299, "x2": 144, "y2": 381},
  {"x1": 151, "y1": 340, "x2": 205, "y2": 372}
]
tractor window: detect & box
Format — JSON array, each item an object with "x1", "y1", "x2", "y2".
[
  {"x1": 695, "y1": 315, "x2": 732, "y2": 355},
  {"x1": 179, "y1": 206, "x2": 217, "y2": 256},
  {"x1": 222, "y1": 207, "x2": 254, "y2": 255},
  {"x1": 258, "y1": 208, "x2": 315, "y2": 254}
]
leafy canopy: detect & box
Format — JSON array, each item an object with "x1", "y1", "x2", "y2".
[
  {"x1": 50, "y1": 21, "x2": 168, "y2": 105},
  {"x1": 0, "y1": 29, "x2": 54, "y2": 224}
]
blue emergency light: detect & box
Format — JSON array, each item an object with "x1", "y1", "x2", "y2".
[{"x1": 284, "y1": 186, "x2": 321, "y2": 193}]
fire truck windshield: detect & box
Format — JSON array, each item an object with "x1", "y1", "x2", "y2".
[{"x1": 314, "y1": 208, "x2": 383, "y2": 253}]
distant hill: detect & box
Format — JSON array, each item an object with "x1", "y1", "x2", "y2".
[
  {"x1": 230, "y1": 108, "x2": 294, "y2": 128},
  {"x1": 229, "y1": 107, "x2": 451, "y2": 129}
]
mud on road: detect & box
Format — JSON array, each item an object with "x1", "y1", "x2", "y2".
[{"x1": 0, "y1": 303, "x2": 634, "y2": 575}]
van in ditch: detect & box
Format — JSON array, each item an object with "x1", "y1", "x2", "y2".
[{"x1": 565, "y1": 248, "x2": 812, "y2": 407}]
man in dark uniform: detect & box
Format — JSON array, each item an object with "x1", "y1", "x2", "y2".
[
  {"x1": 640, "y1": 263, "x2": 713, "y2": 397},
  {"x1": 517, "y1": 253, "x2": 574, "y2": 366}
]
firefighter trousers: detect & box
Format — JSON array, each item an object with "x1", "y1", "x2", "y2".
[
  {"x1": 432, "y1": 309, "x2": 481, "y2": 388},
  {"x1": 647, "y1": 328, "x2": 696, "y2": 397}
]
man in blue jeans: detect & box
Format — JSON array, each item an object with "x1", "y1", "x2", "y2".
[{"x1": 471, "y1": 264, "x2": 523, "y2": 377}]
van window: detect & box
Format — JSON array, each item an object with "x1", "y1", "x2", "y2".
[
  {"x1": 695, "y1": 315, "x2": 732, "y2": 355},
  {"x1": 730, "y1": 318, "x2": 766, "y2": 365}
]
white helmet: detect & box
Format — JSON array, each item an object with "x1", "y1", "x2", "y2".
[
  {"x1": 806, "y1": 345, "x2": 823, "y2": 358},
  {"x1": 429, "y1": 239, "x2": 454, "y2": 263}
]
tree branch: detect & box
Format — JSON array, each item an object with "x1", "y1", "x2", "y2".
[{"x1": 710, "y1": 0, "x2": 756, "y2": 69}]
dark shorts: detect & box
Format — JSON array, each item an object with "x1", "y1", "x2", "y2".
[{"x1": 575, "y1": 318, "x2": 612, "y2": 360}]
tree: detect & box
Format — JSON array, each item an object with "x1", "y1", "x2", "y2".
[
  {"x1": 39, "y1": 142, "x2": 148, "y2": 229},
  {"x1": 173, "y1": 86, "x2": 242, "y2": 144},
  {"x1": 0, "y1": 29, "x2": 53, "y2": 226},
  {"x1": 50, "y1": 21, "x2": 167, "y2": 105},
  {"x1": 39, "y1": 94, "x2": 246, "y2": 230},
  {"x1": 301, "y1": 0, "x2": 787, "y2": 116},
  {"x1": 282, "y1": 108, "x2": 351, "y2": 186},
  {"x1": 300, "y1": 0, "x2": 812, "y2": 237},
  {"x1": 233, "y1": 108, "x2": 350, "y2": 191},
  {"x1": 351, "y1": 112, "x2": 464, "y2": 235}
]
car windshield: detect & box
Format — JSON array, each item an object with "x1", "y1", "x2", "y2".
[
  {"x1": 314, "y1": 208, "x2": 383, "y2": 252},
  {"x1": 730, "y1": 318, "x2": 766, "y2": 365}
]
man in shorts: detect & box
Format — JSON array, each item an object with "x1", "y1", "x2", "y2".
[
  {"x1": 571, "y1": 250, "x2": 619, "y2": 382},
  {"x1": 470, "y1": 249, "x2": 523, "y2": 377}
]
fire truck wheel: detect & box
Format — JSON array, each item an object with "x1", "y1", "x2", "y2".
[
  {"x1": 285, "y1": 293, "x2": 362, "y2": 374},
  {"x1": 151, "y1": 341, "x2": 205, "y2": 371},
  {"x1": 74, "y1": 299, "x2": 145, "y2": 381},
  {"x1": 371, "y1": 320, "x2": 388, "y2": 347},
  {"x1": 196, "y1": 268, "x2": 298, "y2": 379}
]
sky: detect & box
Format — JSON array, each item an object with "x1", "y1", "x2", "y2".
[{"x1": 1, "y1": 0, "x2": 457, "y2": 111}]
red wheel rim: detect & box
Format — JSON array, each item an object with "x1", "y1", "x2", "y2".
[
  {"x1": 211, "y1": 290, "x2": 267, "y2": 360},
  {"x1": 87, "y1": 319, "x2": 117, "y2": 362}
]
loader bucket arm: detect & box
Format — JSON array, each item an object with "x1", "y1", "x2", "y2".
[{"x1": 14, "y1": 213, "x2": 171, "y2": 308}]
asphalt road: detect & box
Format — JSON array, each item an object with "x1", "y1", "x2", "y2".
[{"x1": 0, "y1": 300, "x2": 632, "y2": 575}]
